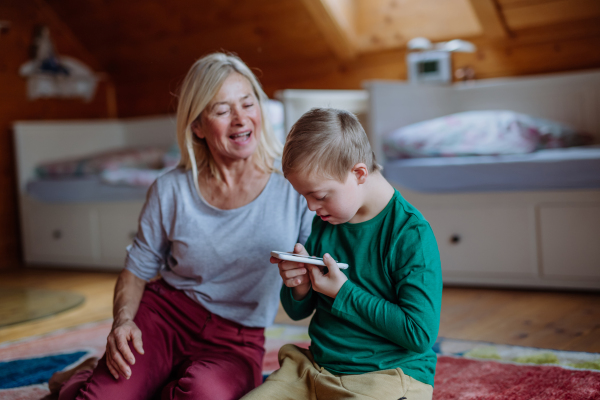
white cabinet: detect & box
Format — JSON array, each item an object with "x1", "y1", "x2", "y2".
[
  {"x1": 21, "y1": 197, "x2": 143, "y2": 270},
  {"x1": 539, "y1": 204, "x2": 600, "y2": 280},
  {"x1": 26, "y1": 202, "x2": 98, "y2": 265},
  {"x1": 424, "y1": 207, "x2": 537, "y2": 279},
  {"x1": 399, "y1": 188, "x2": 600, "y2": 290}
]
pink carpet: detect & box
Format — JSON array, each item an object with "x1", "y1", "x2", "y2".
[{"x1": 435, "y1": 356, "x2": 600, "y2": 400}]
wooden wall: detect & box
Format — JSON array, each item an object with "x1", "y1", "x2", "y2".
[
  {"x1": 1, "y1": 0, "x2": 600, "y2": 268},
  {"x1": 42, "y1": 0, "x2": 600, "y2": 117},
  {"x1": 0, "y1": 1, "x2": 113, "y2": 269}
]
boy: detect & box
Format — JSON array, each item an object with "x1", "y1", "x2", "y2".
[{"x1": 243, "y1": 108, "x2": 442, "y2": 400}]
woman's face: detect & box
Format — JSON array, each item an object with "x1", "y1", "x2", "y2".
[{"x1": 193, "y1": 72, "x2": 262, "y2": 163}]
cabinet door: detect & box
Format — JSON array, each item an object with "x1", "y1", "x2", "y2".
[
  {"x1": 98, "y1": 203, "x2": 144, "y2": 267},
  {"x1": 26, "y1": 203, "x2": 96, "y2": 263},
  {"x1": 539, "y1": 204, "x2": 600, "y2": 279},
  {"x1": 422, "y1": 207, "x2": 537, "y2": 277}
]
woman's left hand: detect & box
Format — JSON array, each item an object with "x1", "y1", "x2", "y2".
[{"x1": 307, "y1": 253, "x2": 348, "y2": 298}]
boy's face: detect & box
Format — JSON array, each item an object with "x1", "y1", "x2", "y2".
[{"x1": 287, "y1": 169, "x2": 364, "y2": 225}]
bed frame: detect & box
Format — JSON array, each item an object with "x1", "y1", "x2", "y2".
[
  {"x1": 13, "y1": 116, "x2": 175, "y2": 270},
  {"x1": 364, "y1": 69, "x2": 600, "y2": 290}
]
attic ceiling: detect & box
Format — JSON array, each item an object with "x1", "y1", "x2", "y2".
[
  {"x1": 40, "y1": 0, "x2": 600, "y2": 116},
  {"x1": 44, "y1": 0, "x2": 332, "y2": 85}
]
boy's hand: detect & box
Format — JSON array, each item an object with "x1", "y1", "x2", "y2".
[
  {"x1": 271, "y1": 243, "x2": 311, "y2": 300},
  {"x1": 307, "y1": 253, "x2": 348, "y2": 299}
]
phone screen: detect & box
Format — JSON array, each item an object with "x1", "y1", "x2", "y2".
[{"x1": 282, "y1": 252, "x2": 323, "y2": 261}]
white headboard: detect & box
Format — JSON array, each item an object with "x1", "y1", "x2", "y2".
[
  {"x1": 365, "y1": 69, "x2": 600, "y2": 162},
  {"x1": 13, "y1": 115, "x2": 176, "y2": 193}
]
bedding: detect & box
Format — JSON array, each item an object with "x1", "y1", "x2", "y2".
[
  {"x1": 28, "y1": 145, "x2": 177, "y2": 201},
  {"x1": 35, "y1": 146, "x2": 169, "y2": 178},
  {"x1": 383, "y1": 145, "x2": 600, "y2": 193},
  {"x1": 27, "y1": 100, "x2": 285, "y2": 201},
  {"x1": 383, "y1": 110, "x2": 592, "y2": 159},
  {"x1": 26, "y1": 176, "x2": 150, "y2": 203}
]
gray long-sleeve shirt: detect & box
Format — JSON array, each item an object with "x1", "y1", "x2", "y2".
[{"x1": 125, "y1": 167, "x2": 314, "y2": 327}]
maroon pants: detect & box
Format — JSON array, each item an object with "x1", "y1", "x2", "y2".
[{"x1": 57, "y1": 280, "x2": 265, "y2": 400}]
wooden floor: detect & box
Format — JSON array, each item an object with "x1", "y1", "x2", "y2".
[{"x1": 1, "y1": 267, "x2": 599, "y2": 352}]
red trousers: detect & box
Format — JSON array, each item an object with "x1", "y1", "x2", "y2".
[{"x1": 58, "y1": 279, "x2": 265, "y2": 400}]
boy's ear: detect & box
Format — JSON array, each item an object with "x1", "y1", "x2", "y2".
[{"x1": 351, "y1": 163, "x2": 369, "y2": 185}]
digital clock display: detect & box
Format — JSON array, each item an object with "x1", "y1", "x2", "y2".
[{"x1": 419, "y1": 60, "x2": 439, "y2": 74}]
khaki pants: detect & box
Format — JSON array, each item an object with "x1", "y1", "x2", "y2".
[{"x1": 241, "y1": 344, "x2": 433, "y2": 400}]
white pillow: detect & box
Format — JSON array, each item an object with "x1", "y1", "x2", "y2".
[{"x1": 383, "y1": 110, "x2": 590, "y2": 159}]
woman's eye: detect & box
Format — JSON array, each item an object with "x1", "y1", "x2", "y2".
[
  {"x1": 243, "y1": 103, "x2": 254, "y2": 108},
  {"x1": 317, "y1": 195, "x2": 326, "y2": 201}
]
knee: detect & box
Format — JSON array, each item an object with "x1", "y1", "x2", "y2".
[{"x1": 166, "y1": 364, "x2": 256, "y2": 400}]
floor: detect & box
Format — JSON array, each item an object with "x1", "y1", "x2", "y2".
[{"x1": 1, "y1": 267, "x2": 599, "y2": 352}]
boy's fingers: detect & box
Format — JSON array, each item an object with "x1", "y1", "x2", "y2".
[
  {"x1": 293, "y1": 243, "x2": 309, "y2": 256},
  {"x1": 282, "y1": 268, "x2": 307, "y2": 280},
  {"x1": 286, "y1": 274, "x2": 309, "y2": 287},
  {"x1": 278, "y1": 260, "x2": 305, "y2": 271},
  {"x1": 308, "y1": 265, "x2": 323, "y2": 280},
  {"x1": 322, "y1": 253, "x2": 339, "y2": 273}
]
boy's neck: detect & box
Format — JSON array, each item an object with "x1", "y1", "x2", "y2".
[{"x1": 350, "y1": 171, "x2": 395, "y2": 224}]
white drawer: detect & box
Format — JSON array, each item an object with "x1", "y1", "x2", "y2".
[
  {"x1": 422, "y1": 207, "x2": 537, "y2": 277},
  {"x1": 539, "y1": 204, "x2": 600, "y2": 279},
  {"x1": 98, "y1": 202, "x2": 144, "y2": 266},
  {"x1": 26, "y1": 202, "x2": 96, "y2": 263}
]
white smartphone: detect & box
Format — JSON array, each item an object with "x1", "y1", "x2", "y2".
[{"x1": 271, "y1": 251, "x2": 349, "y2": 269}]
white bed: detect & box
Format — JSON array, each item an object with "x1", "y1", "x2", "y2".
[
  {"x1": 14, "y1": 116, "x2": 176, "y2": 270},
  {"x1": 12, "y1": 100, "x2": 287, "y2": 271},
  {"x1": 277, "y1": 70, "x2": 600, "y2": 290},
  {"x1": 364, "y1": 69, "x2": 600, "y2": 290}
]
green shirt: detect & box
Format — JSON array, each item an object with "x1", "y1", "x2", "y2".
[{"x1": 280, "y1": 190, "x2": 442, "y2": 386}]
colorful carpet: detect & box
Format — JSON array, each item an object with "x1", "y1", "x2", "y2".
[{"x1": 1, "y1": 321, "x2": 599, "y2": 399}]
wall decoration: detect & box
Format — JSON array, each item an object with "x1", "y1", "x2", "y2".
[{"x1": 19, "y1": 25, "x2": 98, "y2": 101}]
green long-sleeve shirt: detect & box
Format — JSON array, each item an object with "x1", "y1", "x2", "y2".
[{"x1": 280, "y1": 190, "x2": 442, "y2": 386}]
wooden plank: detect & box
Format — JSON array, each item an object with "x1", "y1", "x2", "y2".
[
  {"x1": 355, "y1": 0, "x2": 482, "y2": 53},
  {"x1": 0, "y1": 269, "x2": 118, "y2": 342},
  {"x1": 451, "y1": 34, "x2": 600, "y2": 79},
  {"x1": 468, "y1": 0, "x2": 511, "y2": 38},
  {"x1": 498, "y1": 0, "x2": 557, "y2": 7},
  {"x1": 508, "y1": 17, "x2": 600, "y2": 45},
  {"x1": 503, "y1": 0, "x2": 600, "y2": 31},
  {"x1": 299, "y1": 0, "x2": 357, "y2": 61},
  {"x1": 32, "y1": 0, "x2": 103, "y2": 71}
]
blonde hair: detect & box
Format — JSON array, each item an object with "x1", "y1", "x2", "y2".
[
  {"x1": 282, "y1": 108, "x2": 381, "y2": 182},
  {"x1": 176, "y1": 52, "x2": 282, "y2": 193}
]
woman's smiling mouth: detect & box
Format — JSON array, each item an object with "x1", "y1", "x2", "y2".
[{"x1": 230, "y1": 130, "x2": 252, "y2": 143}]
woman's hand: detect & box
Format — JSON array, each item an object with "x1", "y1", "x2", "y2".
[
  {"x1": 307, "y1": 253, "x2": 348, "y2": 298},
  {"x1": 106, "y1": 269, "x2": 147, "y2": 380},
  {"x1": 106, "y1": 318, "x2": 144, "y2": 380},
  {"x1": 271, "y1": 243, "x2": 312, "y2": 300}
]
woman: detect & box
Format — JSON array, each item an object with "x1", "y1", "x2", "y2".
[{"x1": 50, "y1": 53, "x2": 313, "y2": 400}]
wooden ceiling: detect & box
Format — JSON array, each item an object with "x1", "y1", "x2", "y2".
[
  {"x1": 44, "y1": 1, "x2": 330, "y2": 84},
  {"x1": 40, "y1": 0, "x2": 600, "y2": 116}
]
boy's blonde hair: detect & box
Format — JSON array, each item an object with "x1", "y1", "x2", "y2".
[
  {"x1": 176, "y1": 52, "x2": 282, "y2": 193},
  {"x1": 282, "y1": 108, "x2": 380, "y2": 182}
]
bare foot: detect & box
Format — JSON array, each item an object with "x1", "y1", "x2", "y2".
[{"x1": 48, "y1": 357, "x2": 99, "y2": 394}]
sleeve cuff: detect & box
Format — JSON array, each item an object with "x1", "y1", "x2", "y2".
[
  {"x1": 283, "y1": 286, "x2": 314, "y2": 305},
  {"x1": 331, "y1": 279, "x2": 356, "y2": 317}
]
